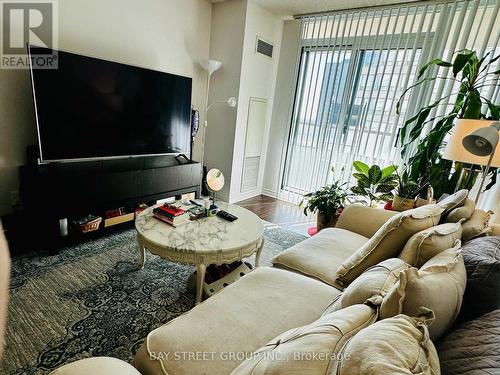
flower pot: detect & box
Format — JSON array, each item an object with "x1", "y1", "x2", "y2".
[
  {"x1": 316, "y1": 211, "x2": 341, "y2": 232},
  {"x1": 392, "y1": 196, "x2": 415, "y2": 212}
]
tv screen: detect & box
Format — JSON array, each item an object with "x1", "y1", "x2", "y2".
[{"x1": 29, "y1": 46, "x2": 192, "y2": 162}]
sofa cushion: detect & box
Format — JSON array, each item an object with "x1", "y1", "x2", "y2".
[
  {"x1": 380, "y1": 244, "x2": 466, "y2": 340},
  {"x1": 438, "y1": 309, "x2": 500, "y2": 375},
  {"x1": 49, "y1": 357, "x2": 141, "y2": 375},
  {"x1": 272, "y1": 228, "x2": 369, "y2": 287},
  {"x1": 327, "y1": 258, "x2": 410, "y2": 313},
  {"x1": 336, "y1": 205, "x2": 398, "y2": 238},
  {"x1": 337, "y1": 314, "x2": 440, "y2": 375},
  {"x1": 398, "y1": 222, "x2": 462, "y2": 267},
  {"x1": 457, "y1": 236, "x2": 500, "y2": 323},
  {"x1": 134, "y1": 267, "x2": 340, "y2": 375},
  {"x1": 445, "y1": 198, "x2": 475, "y2": 223},
  {"x1": 335, "y1": 204, "x2": 443, "y2": 286},
  {"x1": 437, "y1": 189, "x2": 468, "y2": 216},
  {"x1": 461, "y1": 209, "x2": 492, "y2": 242},
  {"x1": 230, "y1": 304, "x2": 377, "y2": 375}
]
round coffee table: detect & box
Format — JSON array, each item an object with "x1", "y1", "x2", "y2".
[{"x1": 135, "y1": 202, "x2": 264, "y2": 304}]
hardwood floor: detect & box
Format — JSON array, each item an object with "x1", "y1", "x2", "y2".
[{"x1": 237, "y1": 195, "x2": 315, "y2": 236}]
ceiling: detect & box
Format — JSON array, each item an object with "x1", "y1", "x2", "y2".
[{"x1": 219, "y1": 0, "x2": 419, "y2": 17}]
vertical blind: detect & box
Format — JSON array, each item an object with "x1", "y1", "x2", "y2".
[{"x1": 279, "y1": 0, "x2": 500, "y2": 204}]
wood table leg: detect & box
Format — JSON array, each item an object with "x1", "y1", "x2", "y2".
[
  {"x1": 137, "y1": 237, "x2": 145, "y2": 269},
  {"x1": 195, "y1": 263, "x2": 206, "y2": 305},
  {"x1": 255, "y1": 238, "x2": 264, "y2": 268}
]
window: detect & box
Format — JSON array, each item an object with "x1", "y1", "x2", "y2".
[{"x1": 279, "y1": 0, "x2": 499, "y2": 203}]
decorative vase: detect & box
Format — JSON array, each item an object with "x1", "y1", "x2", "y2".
[
  {"x1": 316, "y1": 210, "x2": 341, "y2": 232},
  {"x1": 392, "y1": 196, "x2": 415, "y2": 212}
]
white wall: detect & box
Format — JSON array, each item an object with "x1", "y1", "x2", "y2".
[
  {"x1": 228, "y1": 0, "x2": 283, "y2": 202},
  {"x1": 203, "y1": 0, "x2": 247, "y2": 202},
  {"x1": 262, "y1": 19, "x2": 301, "y2": 197},
  {"x1": 0, "y1": 0, "x2": 212, "y2": 215}
]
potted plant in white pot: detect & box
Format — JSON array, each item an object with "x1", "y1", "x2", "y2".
[{"x1": 299, "y1": 168, "x2": 351, "y2": 232}]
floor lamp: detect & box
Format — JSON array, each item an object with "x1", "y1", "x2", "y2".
[
  {"x1": 198, "y1": 59, "x2": 237, "y2": 168},
  {"x1": 443, "y1": 119, "x2": 500, "y2": 203}
]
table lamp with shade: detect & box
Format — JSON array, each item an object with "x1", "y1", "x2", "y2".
[
  {"x1": 206, "y1": 168, "x2": 225, "y2": 210},
  {"x1": 443, "y1": 119, "x2": 500, "y2": 202}
]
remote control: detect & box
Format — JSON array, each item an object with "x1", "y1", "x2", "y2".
[{"x1": 217, "y1": 210, "x2": 238, "y2": 222}]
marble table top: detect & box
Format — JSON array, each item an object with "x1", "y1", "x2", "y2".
[{"x1": 135, "y1": 202, "x2": 264, "y2": 253}]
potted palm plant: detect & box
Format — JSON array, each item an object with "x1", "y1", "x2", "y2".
[
  {"x1": 299, "y1": 168, "x2": 350, "y2": 232},
  {"x1": 397, "y1": 49, "x2": 500, "y2": 199}
]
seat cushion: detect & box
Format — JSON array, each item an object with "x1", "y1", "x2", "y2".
[
  {"x1": 380, "y1": 245, "x2": 467, "y2": 340},
  {"x1": 231, "y1": 304, "x2": 377, "y2": 375},
  {"x1": 49, "y1": 357, "x2": 141, "y2": 375},
  {"x1": 337, "y1": 314, "x2": 440, "y2": 375},
  {"x1": 134, "y1": 267, "x2": 340, "y2": 375},
  {"x1": 335, "y1": 204, "x2": 443, "y2": 286},
  {"x1": 272, "y1": 228, "x2": 369, "y2": 287},
  {"x1": 438, "y1": 309, "x2": 500, "y2": 375},
  {"x1": 457, "y1": 236, "x2": 500, "y2": 323},
  {"x1": 398, "y1": 222, "x2": 462, "y2": 267}
]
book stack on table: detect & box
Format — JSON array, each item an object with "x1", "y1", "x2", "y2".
[{"x1": 153, "y1": 204, "x2": 189, "y2": 227}]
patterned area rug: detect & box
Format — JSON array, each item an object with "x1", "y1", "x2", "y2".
[{"x1": 1, "y1": 223, "x2": 306, "y2": 375}]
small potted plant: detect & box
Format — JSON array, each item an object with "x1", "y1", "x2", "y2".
[
  {"x1": 299, "y1": 168, "x2": 350, "y2": 232},
  {"x1": 393, "y1": 169, "x2": 420, "y2": 211},
  {"x1": 350, "y1": 161, "x2": 398, "y2": 207}
]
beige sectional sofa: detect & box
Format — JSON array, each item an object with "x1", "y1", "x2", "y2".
[{"x1": 133, "y1": 203, "x2": 453, "y2": 374}]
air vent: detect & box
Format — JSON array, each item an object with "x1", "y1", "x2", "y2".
[{"x1": 256, "y1": 38, "x2": 273, "y2": 58}]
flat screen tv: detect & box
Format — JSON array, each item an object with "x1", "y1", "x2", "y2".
[{"x1": 29, "y1": 46, "x2": 192, "y2": 162}]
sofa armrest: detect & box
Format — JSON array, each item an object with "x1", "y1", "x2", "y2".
[{"x1": 336, "y1": 205, "x2": 397, "y2": 239}]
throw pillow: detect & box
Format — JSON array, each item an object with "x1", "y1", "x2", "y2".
[
  {"x1": 438, "y1": 309, "x2": 500, "y2": 375},
  {"x1": 335, "y1": 204, "x2": 443, "y2": 286},
  {"x1": 445, "y1": 198, "x2": 475, "y2": 223},
  {"x1": 336, "y1": 313, "x2": 440, "y2": 375},
  {"x1": 398, "y1": 222, "x2": 462, "y2": 267},
  {"x1": 457, "y1": 236, "x2": 500, "y2": 323},
  {"x1": 327, "y1": 258, "x2": 410, "y2": 313},
  {"x1": 437, "y1": 189, "x2": 468, "y2": 216},
  {"x1": 380, "y1": 244, "x2": 467, "y2": 340},
  {"x1": 230, "y1": 304, "x2": 377, "y2": 375},
  {"x1": 461, "y1": 209, "x2": 492, "y2": 242}
]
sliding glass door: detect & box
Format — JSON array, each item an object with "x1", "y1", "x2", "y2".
[{"x1": 283, "y1": 44, "x2": 422, "y2": 196}]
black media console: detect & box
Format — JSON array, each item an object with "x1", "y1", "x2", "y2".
[{"x1": 19, "y1": 155, "x2": 201, "y2": 244}]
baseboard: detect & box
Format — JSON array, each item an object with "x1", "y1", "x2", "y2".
[{"x1": 261, "y1": 188, "x2": 278, "y2": 198}]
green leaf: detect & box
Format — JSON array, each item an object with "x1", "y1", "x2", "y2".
[
  {"x1": 381, "y1": 165, "x2": 397, "y2": 180},
  {"x1": 452, "y1": 51, "x2": 475, "y2": 77},
  {"x1": 463, "y1": 89, "x2": 482, "y2": 119},
  {"x1": 376, "y1": 184, "x2": 395, "y2": 193},
  {"x1": 351, "y1": 186, "x2": 367, "y2": 196},
  {"x1": 368, "y1": 165, "x2": 382, "y2": 184},
  {"x1": 352, "y1": 172, "x2": 368, "y2": 181},
  {"x1": 418, "y1": 59, "x2": 452, "y2": 79},
  {"x1": 353, "y1": 161, "x2": 369, "y2": 175},
  {"x1": 485, "y1": 98, "x2": 500, "y2": 120}
]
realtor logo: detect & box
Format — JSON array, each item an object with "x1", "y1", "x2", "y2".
[{"x1": 1, "y1": 0, "x2": 58, "y2": 69}]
